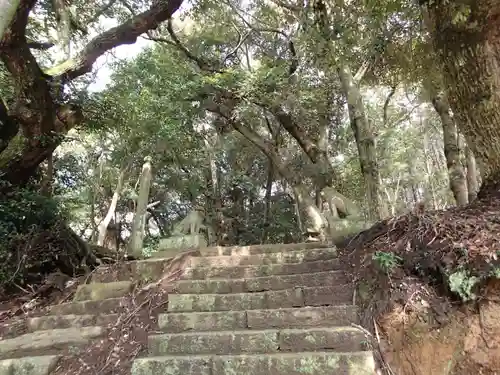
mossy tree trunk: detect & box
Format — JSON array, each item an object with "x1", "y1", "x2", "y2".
[
  {"x1": 431, "y1": 94, "x2": 468, "y2": 206},
  {"x1": 465, "y1": 143, "x2": 479, "y2": 203},
  {"x1": 424, "y1": 1, "x2": 500, "y2": 198},
  {"x1": 338, "y1": 64, "x2": 381, "y2": 220},
  {"x1": 129, "y1": 157, "x2": 153, "y2": 258}
]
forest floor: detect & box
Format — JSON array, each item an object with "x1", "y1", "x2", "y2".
[
  {"x1": 0, "y1": 263, "x2": 172, "y2": 375},
  {"x1": 335, "y1": 192, "x2": 500, "y2": 374}
]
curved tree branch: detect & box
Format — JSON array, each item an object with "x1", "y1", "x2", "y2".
[{"x1": 46, "y1": 0, "x2": 185, "y2": 81}]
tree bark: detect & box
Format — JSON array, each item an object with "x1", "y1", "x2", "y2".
[
  {"x1": 424, "y1": 1, "x2": 500, "y2": 196},
  {"x1": 96, "y1": 167, "x2": 128, "y2": 247},
  {"x1": 0, "y1": 0, "x2": 20, "y2": 40},
  {"x1": 430, "y1": 94, "x2": 468, "y2": 206},
  {"x1": 39, "y1": 152, "x2": 54, "y2": 197},
  {"x1": 338, "y1": 64, "x2": 381, "y2": 221},
  {"x1": 465, "y1": 143, "x2": 479, "y2": 203},
  {"x1": 204, "y1": 133, "x2": 222, "y2": 245},
  {"x1": 129, "y1": 157, "x2": 153, "y2": 258},
  {"x1": 262, "y1": 159, "x2": 274, "y2": 243}
]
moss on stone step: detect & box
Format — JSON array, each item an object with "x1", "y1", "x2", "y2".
[
  {"x1": 0, "y1": 355, "x2": 61, "y2": 375},
  {"x1": 131, "y1": 351, "x2": 375, "y2": 375},
  {"x1": 73, "y1": 281, "x2": 134, "y2": 302}
]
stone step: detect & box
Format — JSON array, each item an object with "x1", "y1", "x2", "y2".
[
  {"x1": 181, "y1": 258, "x2": 340, "y2": 280},
  {"x1": 0, "y1": 355, "x2": 61, "y2": 375},
  {"x1": 173, "y1": 270, "x2": 348, "y2": 294},
  {"x1": 90, "y1": 245, "x2": 332, "y2": 283},
  {"x1": 158, "y1": 305, "x2": 358, "y2": 333},
  {"x1": 47, "y1": 297, "x2": 124, "y2": 316},
  {"x1": 148, "y1": 327, "x2": 366, "y2": 356},
  {"x1": 73, "y1": 281, "x2": 134, "y2": 302},
  {"x1": 27, "y1": 313, "x2": 119, "y2": 332},
  {"x1": 91, "y1": 257, "x2": 173, "y2": 283},
  {"x1": 187, "y1": 248, "x2": 336, "y2": 268},
  {"x1": 198, "y1": 243, "x2": 331, "y2": 257},
  {"x1": 131, "y1": 351, "x2": 375, "y2": 375},
  {"x1": 0, "y1": 327, "x2": 104, "y2": 360},
  {"x1": 168, "y1": 286, "x2": 354, "y2": 313}
]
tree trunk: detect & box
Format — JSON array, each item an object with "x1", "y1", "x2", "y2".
[
  {"x1": 424, "y1": 2, "x2": 500, "y2": 196},
  {"x1": 430, "y1": 94, "x2": 468, "y2": 206},
  {"x1": 231, "y1": 121, "x2": 328, "y2": 240},
  {"x1": 269, "y1": 106, "x2": 358, "y2": 218},
  {"x1": 129, "y1": 157, "x2": 153, "y2": 258},
  {"x1": 96, "y1": 167, "x2": 127, "y2": 246},
  {"x1": 204, "y1": 133, "x2": 222, "y2": 245},
  {"x1": 338, "y1": 64, "x2": 381, "y2": 221},
  {"x1": 261, "y1": 158, "x2": 274, "y2": 243},
  {"x1": 40, "y1": 152, "x2": 54, "y2": 197},
  {"x1": 0, "y1": 0, "x2": 20, "y2": 40},
  {"x1": 465, "y1": 143, "x2": 479, "y2": 203}
]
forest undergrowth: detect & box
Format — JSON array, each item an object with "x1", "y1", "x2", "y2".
[{"x1": 338, "y1": 191, "x2": 500, "y2": 328}]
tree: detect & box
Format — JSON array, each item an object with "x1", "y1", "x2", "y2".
[
  {"x1": 0, "y1": 0, "x2": 184, "y2": 188},
  {"x1": 0, "y1": 0, "x2": 20, "y2": 40},
  {"x1": 423, "y1": 1, "x2": 500, "y2": 195}
]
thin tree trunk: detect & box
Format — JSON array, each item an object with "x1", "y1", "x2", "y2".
[
  {"x1": 261, "y1": 159, "x2": 274, "y2": 243},
  {"x1": 96, "y1": 167, "x2": 127, "y2": 246},
  {"x1": 40, "y1": 152, "x2": 54, "y2": 197},
  {"x1": 422, "y1": 128, "x2": 439, "y2": 210},
  {"x1": 465, "y1": 143, "x2": 479, "y2": 203},
  {"x1": 129, "y1": 157, "x2": 153, "y2": 258},
  {"x1": 431, "y1": 94, "x2": 468, "y2": 206},
  {"x1": 338, "y1": 64, "x2": 381, "y2": 221},
  {"x1": 204, "y1": 133, "x2": 222, "y2": 245},
  {"x1": 0, "y1": 0, "x2": 20, "y2": 41}
]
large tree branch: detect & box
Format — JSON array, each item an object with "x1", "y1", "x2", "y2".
[
  {"x1": 165, "y1": 18, "x2": 220, "y2": 72},
  {"x1": 46, "y1": 0, "x2": 185, "y2": 81}
]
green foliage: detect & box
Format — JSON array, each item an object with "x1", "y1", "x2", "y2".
[
  {"x1": 372, "y1": 251, "x2": 402, "y2": 274},
  {"x1": 0, "y1": 181, "x2": 66, "y2": 286},
  {"x1": 448, "y1": 269, "x2": 479, "y2": 301}
]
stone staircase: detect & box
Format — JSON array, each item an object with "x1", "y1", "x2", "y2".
[{"x1": 0, "y1": 243, "x2": 376, "y2": 375}]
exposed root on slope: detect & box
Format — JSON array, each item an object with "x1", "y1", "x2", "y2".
[{"x1": 337, "y1": 193, "x2": 500, "y2": 375}]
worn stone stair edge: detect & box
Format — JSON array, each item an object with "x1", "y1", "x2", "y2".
[
  {"x1": 172, "y1": 270, "x2": 349, "y2": 294},
  {"x1": 167, "y1": 285, "x2": 354, "y2": 313},
  {"x1": 186, "y1": 247, "x2": 337, "y2": 267},
  {"x1": 73, "y1": 280, "x2": 135, "y2": 302},
  {"x1": 0, "y1": 355, "x2": 61, "y2": 375},
  {"x1": 148, "y1": 326, "x2": 368, "y2": 355},
  {"x1": 27, "y1": 313, "x2": 120, "y2": 332},
  {"x1": 47, "y1": 297, "x2": 124, "y2": 316},
  {"x1": 0, "y1": 326, "x2": 104, "y2": 360},
  {"x1": 131, "y1": 351, "x2": 375, "y2": 375},
  {"x1": 158, "y1": 305, "x2": 359, "y2": 332},
  {"x1": 181, "y1": 258, "x2": 341, "y2": 280},
  {"x1": 155, "y1": 242, "x2": 332, "y2": 258}
]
